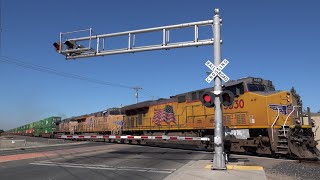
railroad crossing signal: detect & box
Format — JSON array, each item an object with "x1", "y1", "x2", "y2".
[
  {"x1": 54, "y1": 8, "x2": 228, "y2": 170},
  {"x1": 200, "y1": 90, "x2": 235, "y2": 108},
  {"x1": 205, "y1": 59, "x2": 230, "y2": 83}
]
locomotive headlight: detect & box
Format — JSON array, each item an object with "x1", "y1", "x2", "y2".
[{"x1": 286, "y1": 93, "x2": 290, "y2": 102}]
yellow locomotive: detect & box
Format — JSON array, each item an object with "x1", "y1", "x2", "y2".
[
  {"x1": 51, "y1": 76, "x2": 318, "y2": 159},
  {"x1": 121, "y1": 77, "x2": 319, "y2": 159},
  {"x1": 55, "y1": 108, "x2": 123, "y2": 135}
]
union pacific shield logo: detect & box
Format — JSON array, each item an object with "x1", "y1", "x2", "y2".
[{"x1": 268, "y1": 104, "x2": 290, "y2": 115}]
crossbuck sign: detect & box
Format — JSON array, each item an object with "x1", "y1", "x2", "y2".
[{"x1": 205, "y1": 59, "x2": 230, "y2": 83}]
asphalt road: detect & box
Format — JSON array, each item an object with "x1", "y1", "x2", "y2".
[
  {"x1": 2, "y1": 139, "x2": 316, "y2": 180},
  {"x1": 1, "y1": 135, "x2": 78, "y2": 150},
  {"x1": 0, "y1": 142, "x2": 212, "y2": 180},
  {"x1": 0, "y1": 141, "x2": 106, "y2": 156}
]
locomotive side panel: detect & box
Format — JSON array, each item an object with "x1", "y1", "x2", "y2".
[
  {"x1": 106, "y1": 114, "x2": 124, "y2": 134},
  {"x1": 223, "y1": 92, "x2": 268, "y2": 128},
  {"x1": 265, "y1": 91, "x2": 294, "y2": 127}
]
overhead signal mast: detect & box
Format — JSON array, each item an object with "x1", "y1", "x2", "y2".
[{"x1": 54, "y1": 9, "x2": 228, "y2": 170}]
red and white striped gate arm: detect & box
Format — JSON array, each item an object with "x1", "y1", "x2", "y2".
[{"x1": 57, "y1": 135, "x2": 210, "y2": 141}]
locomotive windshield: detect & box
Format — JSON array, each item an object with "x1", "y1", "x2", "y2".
[
  {"x1": 266, "y1": 86, "x2": 275, "y2": 91},
  {"x1": 247, "y1": 83, "x2": 275, "y2": 92},
  {"x1": 225, "y1": 77, "x2": 276, "y2": 93},
  {"x1": 109, "y1": 110, "x2": 121, "y2": 115},
  {"x1": 247, "y1": 84, "x2": 266, "y2": 91}
]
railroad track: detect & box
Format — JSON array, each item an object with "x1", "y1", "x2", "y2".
[{"x1": 62, "y1": 136, "x2": 320, "y2": 163}]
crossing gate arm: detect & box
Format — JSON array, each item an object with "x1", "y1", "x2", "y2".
[
  {"x1": 57, "y1": 20, "x2": 215, "y2": 60},
  {"x1": 57, "y1": 135, "x2": 211, "y2": 141}
]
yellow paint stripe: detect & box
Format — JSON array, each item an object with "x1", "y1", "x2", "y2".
[
  {"x1": 205, "y1": 164, "x2": 264, "y2": 170},
  {"x1": 247, "y1": 91, "x2": 284, "y2": 97},
  {"x1": 226, "y1": 165, "x2": 264, "y2": 170},
  {"x1": 132, "y1": 125, "x2": 312, "y2": 131}
]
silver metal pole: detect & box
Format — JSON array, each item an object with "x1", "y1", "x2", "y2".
[
  {"x1": 102, "y1": 38, "x2": 105, "y2": 50},
  {"x1": 163, "y1": 29, "x2": 166, "y2": 45},
  {"x1": 66, "y1": 40, "x2": 213, "y2": 59},
  {"x1": 59, "y1": 32, "x2": 62, "y2": 53},
  {"x1": 89, "y1": 28, "x2": 92, "y2": 49},
  {"x1": 67, "y1": 20, "x2": 214, "y2": 42},
  {"x1": 194, "y1": 25, "x2": 198, "y2": 42},
  {"x1": 133, "y1": 34, "x2": 136, "y2": 47},
  {"x1": 212, "y1": 8, "x2": 226, "y2": 170},
  {"x1": 62, "y1": 28, "x2": 92, "y2": 35},
  {"x1": 96, "y1": 37, "x2": 100, "y2": 53},
  {"x1": 128, "y1": 33, "x2": 131, "y2": 49}
]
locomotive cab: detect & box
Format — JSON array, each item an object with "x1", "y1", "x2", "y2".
[
  {"x1": 221, "y1": 77, "x2": 319, "y2": 159},
  {"x1": 223, "y1": 77, "x2": 275, "y2": 95}
]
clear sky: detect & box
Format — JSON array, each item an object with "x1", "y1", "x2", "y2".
[{"x1": 0, "y1": 0, "x2": 319, "y2": 130}]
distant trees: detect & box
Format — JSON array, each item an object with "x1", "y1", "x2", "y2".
[
  {"x1": 0, "y1": 129, "x2": 4, "y2": 134},
  {"x1": 290, "y1": 87, "x2": 302, "y2": 106}
]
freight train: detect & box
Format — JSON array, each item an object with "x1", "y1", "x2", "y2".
[
  {"x1": 6, "y1": 116, "x2": 61, "y2": 138},
  {"x1": 6, "y1": 77, "x2": 320, "y2": 159}
]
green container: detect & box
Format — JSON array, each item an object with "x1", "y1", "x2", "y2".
[
  {"x1": 12, "y1": 116, "x2": 61, "y2": 136},
  {"x1": 43, "y1": 127, "x2": 54, "y2": 134},
  {"x1": 42, "y1": 117, "x2": 56, "y2": 128},
  {"x1": 33, "y1": 120, "x2": 41, "y2": 136},
  {"x1": 33, "y1": 128, "x2": 41, "y2": 136},
  {"x1": 44, "y1": 118, "x2": 53, "y2": 128}
]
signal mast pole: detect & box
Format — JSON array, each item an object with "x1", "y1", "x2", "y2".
[{"x1": 212, "y1": 9, "x2": 226, "y2": 169}]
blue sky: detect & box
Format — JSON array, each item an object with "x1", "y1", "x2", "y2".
[{"x1": 0, "y1": 0, "x2": 319, "y2": 130}]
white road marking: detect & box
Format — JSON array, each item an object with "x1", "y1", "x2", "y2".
[{"x1": 30, "y1": 161, "x2": 176, "y2": 174}]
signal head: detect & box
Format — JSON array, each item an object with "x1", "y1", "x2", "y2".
[
  {"x1": 53, "y1": 42, "x2": 60, "y2": 51},
  {"x1": 219, "y1": 90, "x2": 235, "y2": 107},
  {"x1": 64, "y1": 40, "x2": 75, "y2": 49},
  {"x1": 200, "y1": 91, "x2": 215, "y2": 108}
]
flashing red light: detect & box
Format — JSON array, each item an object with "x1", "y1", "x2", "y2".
[
  {"x1": 200, "y1": 91, "x2": 215, "y2": 108},
  {"x1": 204, "y1": 95, "x2": 211, "y2": 102}
]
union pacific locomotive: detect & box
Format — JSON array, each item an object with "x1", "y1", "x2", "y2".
[{"x1": 6, "y1": 77, "x2": 320, "y2": 159}]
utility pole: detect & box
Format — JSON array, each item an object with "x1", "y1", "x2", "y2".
[
  {"x1": 133, "y1": 87, "x2": 142, "y2": 103},
  {"x1": 212, "y1": 8, "x2": 226, "y2": 170}
]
